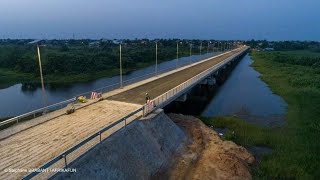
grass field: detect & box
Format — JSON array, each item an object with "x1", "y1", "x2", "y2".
[{"x1": 202, "y1": 50, "x2": 320, "y2": 179}]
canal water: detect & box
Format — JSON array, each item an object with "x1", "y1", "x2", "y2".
[
  {"x1": 202, "y1": 54, "x2": 287, "y2": 127},
  {"x1": 0, "y1": 52, "x2": 219, "y2": 118}
]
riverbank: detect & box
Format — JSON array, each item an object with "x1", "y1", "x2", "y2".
[
  {"x1": 0, "y1": 68, "x2": 33, "y2": 88},
  {"x1": 201, "y1": 50, "x2": 320, "y2": 179},
  {"x1": 0, "y1": 60, "x2": 160, "y2": 86}
]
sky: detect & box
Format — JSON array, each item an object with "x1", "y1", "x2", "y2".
[{"x1": 0, "y1": 0, "x2": 319, "y2": 41}]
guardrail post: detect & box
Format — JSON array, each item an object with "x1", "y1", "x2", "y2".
[
  {"x1": 142, "y1": 106, "x2": 145, "y2": 117},
  {"x1": 99, "y1": 132, "x2": 102, "y2": 143},
  {"x1": 63, "y1": 155, "x2": 67, "y2": 168},
  {"x1": 124, "y1": 118, "x2": 127, "y2": 128}
]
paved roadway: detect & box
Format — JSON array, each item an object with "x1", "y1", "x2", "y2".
[{"x1": 107, "y1": 48, "x2": 242, "y2": 104}]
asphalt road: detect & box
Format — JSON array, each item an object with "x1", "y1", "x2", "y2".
[{"x1": 107, "y1": 48, "x2": 242, "y2": 105}]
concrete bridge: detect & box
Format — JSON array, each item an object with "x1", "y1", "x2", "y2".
[
  {"x1": 107, "y1": 46, "x2": 248, "y2": 113},
  {"x1": 0, "y1": 46, "x2": 249, "y2": 179}
]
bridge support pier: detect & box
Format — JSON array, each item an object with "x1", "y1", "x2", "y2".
[
  {"x1": 200, "y1": 76, "x2": 216, "y2": 86},
  {"x1": 174, "y1": 94, "x2": 188, "y2": 102},
  {"x1": 164, "y1": 48, "x2": 249, "y2": 115}
]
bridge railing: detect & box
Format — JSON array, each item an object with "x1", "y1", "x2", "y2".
[
  {"x1": 72, "y1": 51, "x2": 227, "y2": 100},
  {"x1": 143, "y1": 47, "x2": 248, "y2": 115},
  {"x1": 0, "y1": 51, "x2": 227, "y2": 130},
  {"x1": 0, "y1": 98, "x2": 76, "y2": 129},
  {"x1": 22, "y1": 106, "x2": 144, "y2": 180}
]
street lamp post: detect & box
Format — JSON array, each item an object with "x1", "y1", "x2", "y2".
[
  {"x1": 189, "y1": 43, "x2": 192, "y2": 64},
  {"x1": 119, "y1": 43, "x2": 123, "y2": 88},
  {"x1": 176, "y1": 41, "x2": 179, "y2": 67},
  {"x1": 36, "y1": 45, "x2": 48, "y2": 109},
  {"x1": 200, "y1": 41, "x2": 202, "y2": 55},
  {"x1": 155, "y1": 42, "x2": 158, "y2": 75}
]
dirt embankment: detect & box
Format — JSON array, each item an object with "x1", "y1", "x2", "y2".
[
  {"x1": 157, "y1": 114, "x2": 255, "y2": 180},
  {"x1": 51, "y1": 110, "x2": 253, "y2": 180}
]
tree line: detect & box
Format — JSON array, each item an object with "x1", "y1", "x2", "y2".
[{"x1": 0, "y1": 39, "x2": 215, "y2": 78}]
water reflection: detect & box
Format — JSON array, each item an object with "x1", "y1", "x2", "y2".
[
  {"x1": 202, "y1": 54, "x2": 287, "y2": 127},
  {"x1": 21, "y1": 83, "x2": 37, "y2": 93}
]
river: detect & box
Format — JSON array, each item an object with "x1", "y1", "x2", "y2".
[
  {"x1": 202, "y1": 54, "x2": 287, "y2": 127},
  {"x1": 0, "y1": 52, "x2": 220, "y2": 119}
]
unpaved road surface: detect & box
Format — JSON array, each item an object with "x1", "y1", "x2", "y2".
[
  {"x1": 0, "y1": 100, "x2": 141, "y2": 179},
  {"x1": 108, "y1": 49, "x2": 242, "y2": 104}
]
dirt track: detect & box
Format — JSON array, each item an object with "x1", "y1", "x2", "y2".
[{"x1": 107, "y1": 49, "x2": 242, "y2": 104}]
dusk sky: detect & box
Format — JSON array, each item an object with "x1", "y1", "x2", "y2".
[{"x1": 0, "y1": 0, "x2": 319, "y2": 40}]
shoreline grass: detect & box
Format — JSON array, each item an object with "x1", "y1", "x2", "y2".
[{"x1": 202, "y1": 50, "x2": 320, "y2": 179}]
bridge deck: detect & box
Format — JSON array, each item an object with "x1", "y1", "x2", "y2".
[
  {"x1": 0, "y1": 100, "x2": 141, "y2": 179},
  {"x1": 107, "y1": 49, "x2": 241, "y2": 104},
  {"x1": 0, "y1": 48, "x2": 242, "y2": 179}
]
